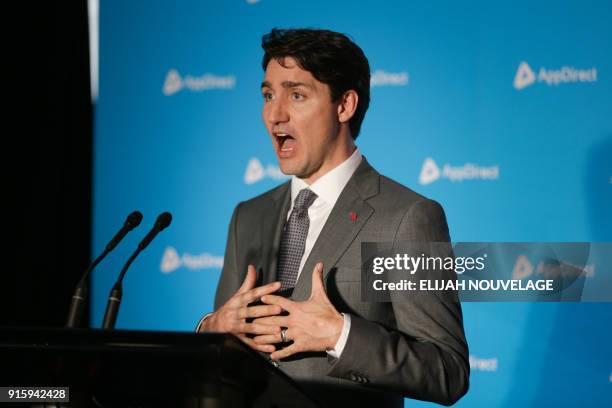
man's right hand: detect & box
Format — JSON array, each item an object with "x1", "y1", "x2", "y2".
[{"x1": 197, "y1": 265, "x2": 282, "y2": 353}]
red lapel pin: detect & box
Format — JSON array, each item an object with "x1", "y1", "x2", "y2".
[{"x1": 349, "y1": 212, "x2": 358, "y2": 221}]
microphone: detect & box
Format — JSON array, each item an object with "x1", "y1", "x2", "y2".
[
  {"x1": 106, "y1": 211, "x2": 144, "y2": 252},
  {"x1": 137, "y1": 211, "x2": 173, "y2": 251},
  {"x1": 102, "y1": 212, "x2": 172, "y2": 330},
  {"x1": 66, "y1": 211, "x2": 143, "y2": 328}
]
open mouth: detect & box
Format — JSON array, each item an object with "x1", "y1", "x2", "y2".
[{"x1": 274, "y1": 133, "x2": 296, "y2": 152}]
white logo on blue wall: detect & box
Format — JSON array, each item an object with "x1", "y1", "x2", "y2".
[
  {"x1": 244, "y1": 158, "x2": 290, "y2": 184},
  {"x1": 469, "y1": 355, "x2": 498, "y2": 372},
  {"x1": 163, "y1": 69, "x2": 236, "y2": 96},
  {"x1": 513, "y1": 61, "x2": 597, "y2": 91},
  {"x1": 371, "y1": 70, "x2": 409, "y2": 87},
  {"x1": 163, "y1": 70, "x2": 183, "y2": 95},
  {"x1": 512, "y1": 255, "x2": 533, "y2": 279},
  {"x1": 161, "y1": 246, "x2": 224, "y2": 273},
  {"x1": 513, "y1": 254, "x2": 596, "y2": 279},
  {"x1": 419, "y1": 157, "x2": 499, "y2": 185},
  {"x1": 419, "y1": 158, "x2": 441, "y2": 185},
  {"x1": 513, "y1": 62, "x2": 536, "y2": 90}
]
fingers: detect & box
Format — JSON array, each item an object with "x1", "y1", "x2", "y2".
[
  {"x1": 237, "y1": 265, "x2": 257, "y2": 294},
  {"x1": 252, "y1": 333, "x2": 283, "y2": 345},
  {"x1": 252, "y1": 315, "x2": 288, "y2": 327},
  {"x1": 236, "y1": 304, "x2": 282, "y2": 319},
  {"x1": 239, "y1": 281, "x2": 282, "y2": 305},
  {"x1": 310, "y1": 262, "x2": 325, "y2": 298},
  {"x1": 270, "y1": 343, "x2": 301, "y2": 360},
  {"x1": 236, "y1": 334, "x2": 276, "y2": 353},
  {"x1": 253, "y1": 327, "x2": 294, "y2": 345},
  {"x1": 238, "y1": 322, "x2": 281, "y2": 335},
  {"x1": 261, "y1": 294, "x2": 294, "y2": 311}
]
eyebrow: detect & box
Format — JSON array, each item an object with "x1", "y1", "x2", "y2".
[{"x1": 260, "y1": 80, "x2": 314, "y2": 90}]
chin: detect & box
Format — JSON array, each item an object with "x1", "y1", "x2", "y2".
[{"x1": 278, "y1": 162, "x2": 298, "y2": 176}]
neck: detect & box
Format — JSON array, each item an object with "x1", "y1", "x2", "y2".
[{"x1": 302, "y1": 133, "x2": 356, "y2": 185}]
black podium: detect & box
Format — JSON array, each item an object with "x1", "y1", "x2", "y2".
[{"x1": 0, "y1": 328, "x2": 320, "y2": 407}]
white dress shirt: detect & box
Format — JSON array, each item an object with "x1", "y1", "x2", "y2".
[{"x1": 289, "y1": 148, "x2": 362, "y2": 359}]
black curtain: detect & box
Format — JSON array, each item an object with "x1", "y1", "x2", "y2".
[{"x1": 4, "y1": 1, "x2": 92, "y2": 328}]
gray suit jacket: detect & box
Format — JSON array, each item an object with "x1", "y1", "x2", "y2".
[{"x1": 215, "y1": 158, "x2": 469, "y2": 407}]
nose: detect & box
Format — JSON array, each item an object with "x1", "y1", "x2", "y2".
[{"x1": 265, "y1": 97, "x2": 289, "y2": 126}]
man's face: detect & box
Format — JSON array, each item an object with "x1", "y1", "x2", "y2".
[{"x1": 261, "y1": 57, "x2": 344, "y2": 183}]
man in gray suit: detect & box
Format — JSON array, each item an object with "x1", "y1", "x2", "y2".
[{"x1": 198, "y1": 28, "x2": 469, "y2": 407}]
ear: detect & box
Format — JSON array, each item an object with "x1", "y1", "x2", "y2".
[{"x1": 337, "y1": 90, "x2": 358, "y2": 124}]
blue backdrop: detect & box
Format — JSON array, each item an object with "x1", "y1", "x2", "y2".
[{"x1": 92, "y1": 1, "x2": 612, "y2": 406}]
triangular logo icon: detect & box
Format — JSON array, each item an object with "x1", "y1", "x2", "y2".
[
  {"x1": 163, "y1": 69, "x2": 183, "y2": 96},
  {"x1": 512, "y1": 255, "x2": 533, "y2": 279},
  {"x1": 419, "y1": 157, "x2": 441, "y2": 185},
  {"x1": 513, "y1": 62, "x2": 536, "y2": 90},
  {"x1": 160, "y1": 246, "x2": 181, "y2": 273},
  {"x1": 244, "y1": 158, "x2": 265, "y2": 184}
]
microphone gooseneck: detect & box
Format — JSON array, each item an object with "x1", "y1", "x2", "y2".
[{"x1": 66, "y1": 211, "x2": 143, "y2": 328}]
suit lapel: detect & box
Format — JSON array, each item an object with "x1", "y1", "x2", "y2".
[
  {"x1": 291, "y1": 158, "x2": 380, "y2": 301},
  {"x1": 261, "y1": 182, "x2": 291, "y2": 285}
]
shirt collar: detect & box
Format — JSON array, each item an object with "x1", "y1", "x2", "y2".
[{"x1": 290, "y1": 148, "x2": 362, "y2": 208}]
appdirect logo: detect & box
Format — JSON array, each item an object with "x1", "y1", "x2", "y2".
[
  {"x1": 371, "y1": 70, "x2": 409, "y2": 87},
  {"x1": 161, "y1": 246, "x2": 224, "y2": 273},
  {"x1": 512, "y1": 254, "x2": 595, "y2": 279},
  {"x1": 469, "y1": 355, "x2": 498, "y2": 372},
  {"x1": 163, "y1": 69, "x2": 236, "y2": 95},
  {"x1": 419, "y1": 157, "x2": 499, "y2": 185},
  {"x1": 513, "y1": 61, "x2": 597, "y2": 91},
  {"x1": 244, "y1": 158, "x2": 289, "y2": 185}
]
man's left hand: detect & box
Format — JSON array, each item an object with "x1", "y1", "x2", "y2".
[{"x1": 252, "y1": 262, "x2": 344, "y2": 360}]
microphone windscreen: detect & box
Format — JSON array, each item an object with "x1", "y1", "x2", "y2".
[
  {"x1": 126, "y1": 211, "x2": 143, "y2": 230},
  {"x1": 156, "y1": 212, "x2": 172, "y2": 230}
]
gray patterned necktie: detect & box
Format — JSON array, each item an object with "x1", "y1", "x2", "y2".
[{"x1": 277, "y1": 188, "x2": 318, "y2": 290}]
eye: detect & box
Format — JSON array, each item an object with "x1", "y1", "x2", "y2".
[
  {"x1": 291, "y1": 92, "x2": 305, "y2": 101},
  {"x1": 262, "y1": 92, "x2": 273, "y2": 102}
]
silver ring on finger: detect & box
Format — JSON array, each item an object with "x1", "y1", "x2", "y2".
[{"x1": 280, "y1": 328, "x2": 287, "y2": 343}]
